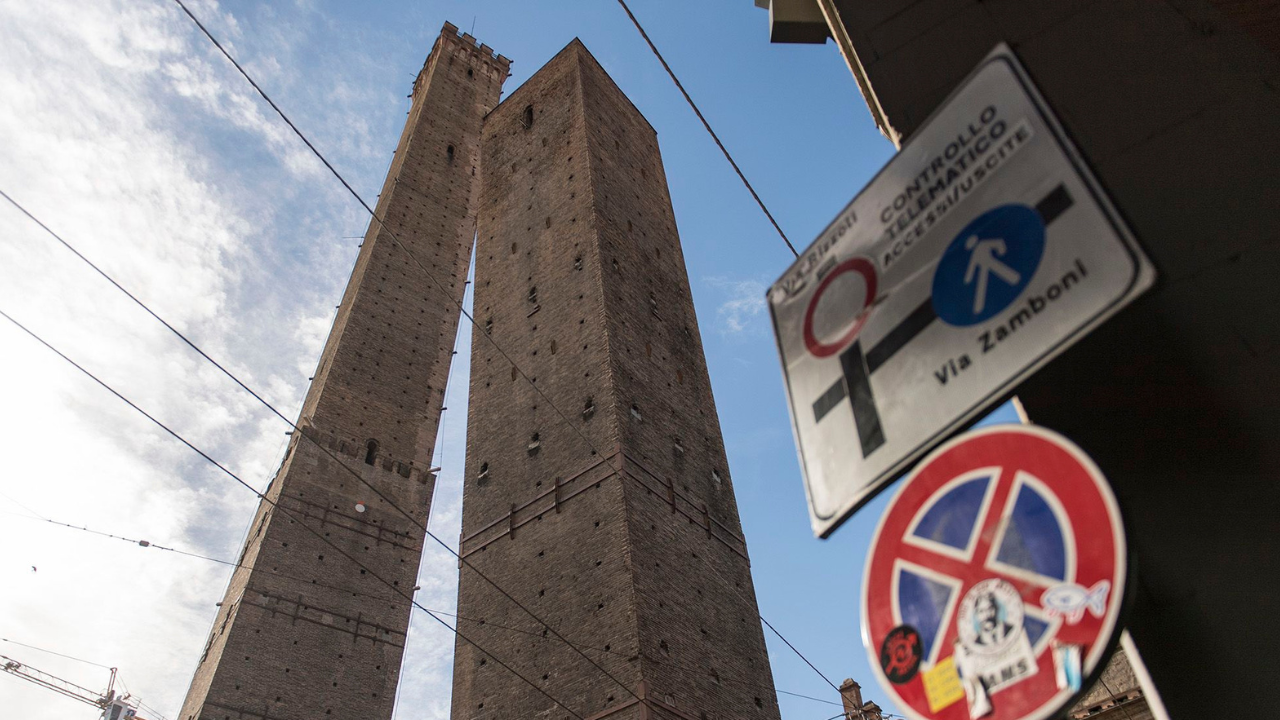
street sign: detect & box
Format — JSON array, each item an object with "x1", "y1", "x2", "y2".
[
  {"x1": 768, "y1": 44, "x2": 1155, "y2": 537},
  {"x1": 860, "y1": 425, "x2": 1128, "y2": 720}
]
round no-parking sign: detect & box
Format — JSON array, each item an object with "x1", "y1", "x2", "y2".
[{"x1": 861, "y1": 425, "x2": 1128, "y2": 720}]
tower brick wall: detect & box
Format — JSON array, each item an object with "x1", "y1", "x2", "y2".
[
  {"x1": 178, "y1": 23, "x2": 507, "y2": 720},
  {"x1": 451, "y1": 40, "x2": 781, "y2": 720}
]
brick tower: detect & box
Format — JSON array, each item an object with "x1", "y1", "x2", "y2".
[
  {"x1": 178, "y1": 24, "x2": 507, "y2": 720},
  {"x1": 451, "y1": 41, "x2": 782, "y2": 720}
]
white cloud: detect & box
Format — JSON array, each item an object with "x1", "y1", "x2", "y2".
[
  {"x1": 705, "y1": 275, "x2": 770, "y2": 335},
  {"x1": 0, "y1": 1, "x2": 441, "y2": 719}
]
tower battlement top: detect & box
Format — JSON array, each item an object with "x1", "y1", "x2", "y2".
[{"x1": 439, "y1": 21, "x2": 510, "y2": 69}]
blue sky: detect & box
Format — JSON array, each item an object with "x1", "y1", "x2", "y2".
[{"x1": 0, "y1": 1, "x2": 925, "y2": 718}]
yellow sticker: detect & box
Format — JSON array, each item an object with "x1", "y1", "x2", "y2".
[{"x1": 922, "y1": 656, "x2": 965, "y2": 713}]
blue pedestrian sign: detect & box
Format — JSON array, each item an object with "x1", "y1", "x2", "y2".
[
  {"x1": 933, "y1": 205, "x2": 1045, "y2": 326},
  {"x1": 767, "y1": 44, "x2": 1155, "y2": 538}
]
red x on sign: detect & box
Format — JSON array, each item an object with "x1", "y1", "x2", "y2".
[{"x1": 861, "y1": 425, "x2": 1128, "y2": 720}]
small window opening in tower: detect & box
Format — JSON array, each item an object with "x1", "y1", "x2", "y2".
[
  {"x1": 574, "y1": 256, "x2": 583, "y2": 271},
  {"x1": 522, "y1": 105, "x2": 534, "y2": 129},
  {"x1": 674, "y1": 437, "x2": 684, "y2": 454},
  {"x1": 528, "y1": 286, "x2": 538, "y2": 303},
  {"x1": 528, "y1": 433, "x2": 541, "y2": 454},
  {"x1": 631, "y1": 403, "x2": 642, "y2": 421},
  {"x1": 467, "y1": 68, "x2": 474, "y2": 78},
  {"x1": 364, "y1": 440, "x2": 378, "y2": 465},
  {"x1": 446, "y1": 144, "x2": 455, "y2": 163},
  {"x1": 712, "y1": 469, "x2": 723, "y2": 486},
  {"x1": 477, "y1": 462, "x2": 489, "y2": 482},
  {"x1": 582, "y1": 397, "x2": 595, "y2": 420}
]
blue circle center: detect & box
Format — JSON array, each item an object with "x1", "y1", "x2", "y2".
[{"x1": 931, "y1": 204, "x2": 1045, "y2": 326}]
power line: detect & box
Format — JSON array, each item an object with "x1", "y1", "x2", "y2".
[
  {"x1": 16, "y1": 504, "x2": 848, "y2": 712},
  {"x1": 0, "y1": 309, "x2": 586, "y2": 720},
  {"x1": 0, "y1": 638, "x2": 112, "y2": 671},
  {"x1": 2, "y1": 177, "x2": 642, "y2": 713},
  {"x1": 5, "y1": 186, "x2": 841, "y2": 716},
  {"x1": 1, "y1": 179, "x2": 634, "y2": 712},
  {"x1": 166, "y1": 2, "x2": 650, "y2": 706},
  {"x1": 3, "y1": 173, "x2": 636, "y2": 708},
  {"x1": 762, "y1": 615, "x2": 841, "y2": 692},
  {"x1": 1097, "y1": 676, "x2": 1139, "y2": 720},
  {"x1": 121, "y1": 2, "x2": 646, "y2": 708},
  {"x1": 114, "y1": 677, "x2": 171, "y2": 720},
  {"x1": 133, "y1": 696, "x2": 171, "y2": 720},
  {"x1": 40, "y1": 0, "x2": 835, "y2": 702},
  {"x1": 0, "y1": 488, "x2": 47, "y2": 520},
  {"x1": 614, "y1": 0, "x2": 798, "y2": 257}
]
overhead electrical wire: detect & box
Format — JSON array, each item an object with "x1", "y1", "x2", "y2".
[
  {"x1": 1, "y1": 637, "x2": 167, "y2": 720},
  {"x1": 0, "y1": 308, "x2": 586, "y2": 720},
  {"x1": 2, "y1": 172, "x2": 639, "y2": 707},
  {"x1": 761, "y1": 616, "x2": 842, "y2": 692},
  {"x1": 162, "y1": 0, "x2": 646, "y2": 706},
  {"x1": 2, "y1": 183, "x2": 839, "y2": 716},
  {"x1": 613, "y1": 0, "x2": 798, "y2": 257},
  {"x1": 8, "y1": 0, "x2": 844, "y2": 704},
  {"x1": 0, "y1": 488, "x2": 48, "y2": 520},
  {"x1": 0, "y1": 638, "x2": 112, "y2": 671},
  {"x1": 8, "y1": 506, "x2": 846, "y2": 711}
]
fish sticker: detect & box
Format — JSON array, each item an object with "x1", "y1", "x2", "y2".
[{"x1": 1040, "y1": 580, "x2": 1110, "y2": 624}]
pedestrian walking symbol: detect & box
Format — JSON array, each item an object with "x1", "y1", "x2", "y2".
[
  {"x1": 933, "y1": 205, "x2": 1045, "y2": 326},
  {"x1": 965, "y1": 235, "x2": 1021, "y2": 314}
]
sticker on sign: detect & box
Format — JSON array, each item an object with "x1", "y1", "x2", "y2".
[{"x1": 768, "y1": 44, "x2": 1155, "y2": 538}]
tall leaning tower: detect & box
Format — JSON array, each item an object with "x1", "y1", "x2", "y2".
[
  {"x1": 451, "y1": 40, "x2": 782, "y2": 720},
  {"x1": 179, "y1": 24, "x2": 507, "y2": 720}
]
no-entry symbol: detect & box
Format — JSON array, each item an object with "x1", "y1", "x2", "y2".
[
  {"x1": 766, "y1": 46, "x2": 1155, "y2": 538},
  {"x1": 861, "y1": 425, "x2": 1128, "y2": 720},
  {"x1": 803, "y1": 256, "x2": 877, "y2": 358}
]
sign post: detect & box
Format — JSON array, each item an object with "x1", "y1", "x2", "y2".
[
  {"x1": 860, "y1": 424, "x2": 1128, "y2": 720},
  {"x1": 768, "y1": 45, "x2": 1154, "y2": 537}
]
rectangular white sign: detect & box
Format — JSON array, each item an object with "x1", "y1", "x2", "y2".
[{"x1": 769, "y1": 44, "x2": 1155, "y2": 538}]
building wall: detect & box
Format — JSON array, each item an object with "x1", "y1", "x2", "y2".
[
  {"x1": 452, "y1": 40, "x2": 781, "y2": 720},
  {"x1": 1069, "y1": 648, "x2": 1154, "y2": 720},
  {"x1": 177, "y1": 23, "x2": 507, "y2": 720},
  {"x1": 798, "y1": 1, "x2": 1280, "y2": 715}
]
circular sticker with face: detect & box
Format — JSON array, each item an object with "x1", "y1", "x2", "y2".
[{"x1": 956, "y1": 579, "x2": 1024, "y2": 655}]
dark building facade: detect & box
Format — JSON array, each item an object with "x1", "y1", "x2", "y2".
[
  {"x1": 753, "y1": 0, "x2": 1280, "y2": 716},
  {"x1": 450, "y1": 40, "x2": 782, "y2": 720},
  {"x1": 1068, "y1": 648, "x2": 1154, "y2": 720},
  {"x1": 178, "y1": 24, "x2": 507, "y2": 720}
]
